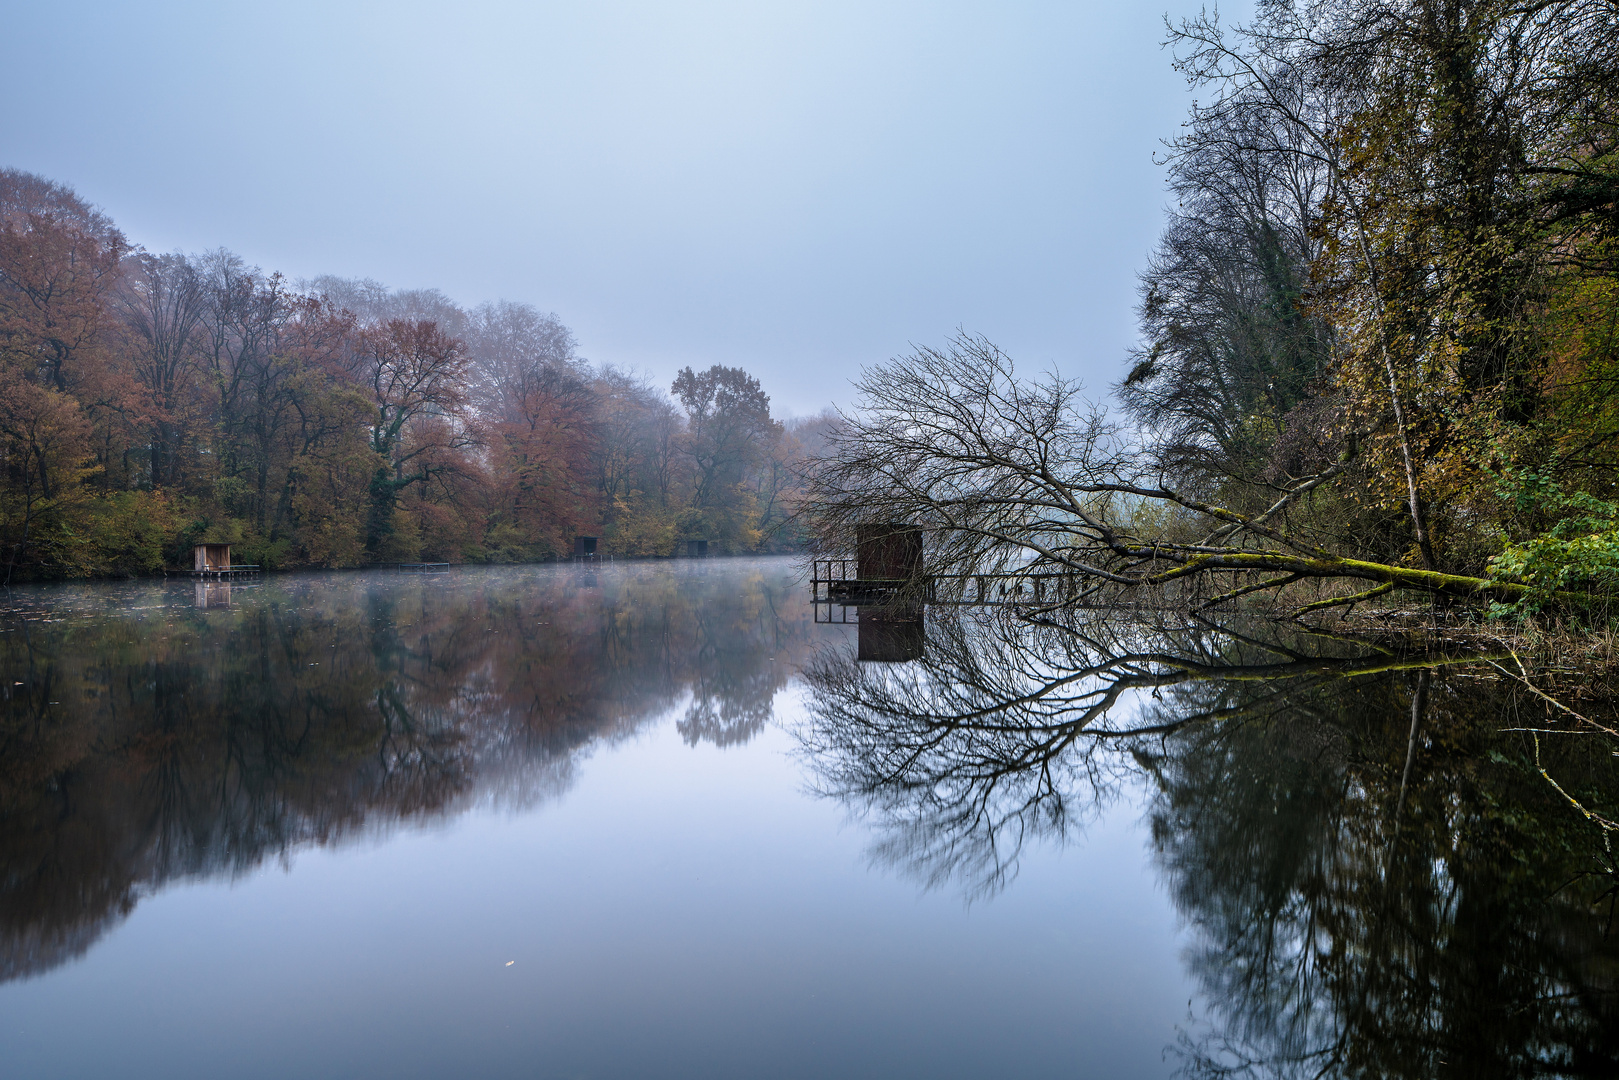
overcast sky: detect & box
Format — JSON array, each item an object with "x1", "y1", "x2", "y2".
[{"x1": 2, "y1": 0, "x2": 1240, "y2": 416}]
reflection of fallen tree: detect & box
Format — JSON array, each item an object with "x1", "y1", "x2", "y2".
[
  {"x1": 1148, "y1": 667, "x2": 1619, "y2": 1078},
  {"x1": 798, "y1": 607, "x2": 1492, "y2": 897}
]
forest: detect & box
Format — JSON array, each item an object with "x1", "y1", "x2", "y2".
[
  {"x1": 1124, "y1": 0, "x2": 1619, "y2": 607},
  {"x1": 0, "y1": 171, "x2": 828, "y2": 581},
  {"x1": 804, "y1": 0, "x2": 1619, "y2": 620},
  {"x1": 9, "y1": 0, "x2": 1619, "y2": 604}
]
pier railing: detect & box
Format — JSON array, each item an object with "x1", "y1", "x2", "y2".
[
  {"x1": 187, "y1": 564, "x2": 262, "y2": 579},
  {"x1": 810, "y1": 559, "x2": 1095, "y2": 607}
]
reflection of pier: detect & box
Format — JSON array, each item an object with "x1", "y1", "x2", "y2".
[{"x1": 809, "y1": 526, "x2": 928, "y2": 662}]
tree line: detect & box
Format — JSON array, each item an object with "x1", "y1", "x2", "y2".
[
  {"x1": 0, "y1": 169, "x2": 831, "y2": 581},
  {"x1": 1119, "y1": 0, "x2": 1619, "y2": 604}
]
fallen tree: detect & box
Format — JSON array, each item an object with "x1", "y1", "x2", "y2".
[{"x1": 797, "y1": 336, "x2": 1597, "y2": 617}]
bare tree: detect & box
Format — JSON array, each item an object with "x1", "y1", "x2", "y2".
[
  {"x1": 464, "y1": 299, "x2": 578, "y2": 417},
  {"x1": 800, "y1": 335, "x2": 1572, "y2": 613}
]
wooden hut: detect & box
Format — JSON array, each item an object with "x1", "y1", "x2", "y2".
[
  {"x1": 686, "y1": 539, "x2": 709, "y2": 558},
  {"x1": 193, "y1": 543, "x2": 232, "y2": 572},
  {"x1": 856, "y1": 524, "x2": 922, "y2": 582},
  {"x1": 574, "y1": 536, "x2": 599, "y2": 558}
]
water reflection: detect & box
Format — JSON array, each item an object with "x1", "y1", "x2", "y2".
[
  {"x1": 857, "y1": 609, "x2": 926, "y2": 662},
  {"x1": 0, "y1": 561, "x2": 820, "y2": 983},
  {"x1": 798, "y1": 606, "x2": 1619, "y2": 1076},
  {"x1": 193, "y1": 581, "x2": 231, "y2": 608}
]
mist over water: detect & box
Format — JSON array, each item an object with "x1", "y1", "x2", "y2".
[
  {"x1": 0, "y1": 559, "x2": 1185, "y2": 1079},
  {"x1": 3, "y1": 559, "x2": 1615, "y2": 1078}
]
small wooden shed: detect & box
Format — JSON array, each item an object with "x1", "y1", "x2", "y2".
[
  {"x1": 193, "y1": 543, "x2": 232, "y2": 572},
  {"x1": 573, "y1": 536, "x2": 599, "y2": 558},
  {"x1": 856, "y1": 524, "x2": 922, "y2": 582},
  {"x1": 686, "y1": 539, "x2": 709, "y2": 558}
]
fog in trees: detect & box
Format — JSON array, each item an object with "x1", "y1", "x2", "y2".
[{"x1": 0, "y1": 176, "x2": 815, "y2": 581}]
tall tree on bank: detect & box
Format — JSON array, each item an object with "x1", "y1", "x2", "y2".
[
  {"x1": 672, "y1": 364, "x2": 782, "y2": 551},
  {"x1": 355, "y1": 319, "x2": 474, "y2": 559},
  {"x1": 0, "y1": 171, "x2": 124, "y2": 578},
  {"x1": 116, "y1": 252, "x2": 208, "y2": 491}
]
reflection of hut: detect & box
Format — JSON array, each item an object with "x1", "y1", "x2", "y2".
[
  {"x1": 857, "y1": 611, "x2": 925, "y2": 662},
  {"x1": 193, "y1": 582, "x2": 232, "y2": 609},
  {"x1": 686, "y1": 540, "x2": 708, "y2": 558},
  {"x1": 573, "y1": 536, "x2": 598, "y2": 558},
  {"x1": 193, "y1": 543, "x2": 231, "y2": 572}
]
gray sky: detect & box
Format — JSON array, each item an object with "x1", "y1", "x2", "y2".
[{"x1": 2, "y1": 0, "x2": 1230, "y2": 416}]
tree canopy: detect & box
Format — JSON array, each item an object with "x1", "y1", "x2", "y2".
[{"x1": 0, "y1": 169, "x2": 808, "y2": 580}]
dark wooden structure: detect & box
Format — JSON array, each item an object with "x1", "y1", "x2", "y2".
[
  {"x1": 807, "y1": 524, "x2": 927, "y2": 661},
  {"x1": 574, "y1": 536, "x2": 599, "y2": 558},
  {"x1": 397, "y1": 562, "x2": 450, "y2": 573},
  {"x1": 811, "y1": 523, "x2": 924, "y2": 605},
  {"x1": 857, "y1": 524, "x2": 922, "y2": 581},
  {"x1": 686, "y1": 539, "x2": 709, "y2": 558},
  {"x1": 194, "y1": 543, "x2": 230, "y2": 572}
]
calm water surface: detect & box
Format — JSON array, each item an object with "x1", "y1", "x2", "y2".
[
  {"x1": 3, "y1": 558, "x2": 1616, "y2": 1078},
  {"x1": 0, "y1": 559, "x2": 1189, "y2": 1080}
]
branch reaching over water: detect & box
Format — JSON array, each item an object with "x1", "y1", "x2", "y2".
[{"x1": 797, "y1": 337, "x2": 1600, "y2": 613}]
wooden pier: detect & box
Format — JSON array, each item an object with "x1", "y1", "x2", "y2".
[
  {"x1": 397, "y1": 562, "x2": 451, "y2": 573},
  {"x1": 187, "y1": 564, "x2": 261, "y2": 579},
  {"x1": 810, "y1": 560, "x2": 1087, "y2": 608},
  {"x1": 179, "y1": 543, "x2": 260, "y2": 579}
]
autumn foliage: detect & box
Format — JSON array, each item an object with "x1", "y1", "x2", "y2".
[{"x1": 0, "y1": 168, "x2": 816, "y2": 581}]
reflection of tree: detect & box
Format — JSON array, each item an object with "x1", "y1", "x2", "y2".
[
  {"x1": 676, "y1": 570, "x2": 796, "y2": 746},
  {"x1": 798, "y1": 608, "x2": 1619, "y2": 1074},
  {"x1": 0, "y1": 561, "x2": 812, "y2": 981},
  {"x1": 1147, "y1": 670, "x2": 1619, "y2": 1079},
  {"x1": 800, "y1": 608, "x2": 1439, "y2": 896}
]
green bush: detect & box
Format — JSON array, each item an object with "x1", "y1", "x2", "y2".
[{"x1": 1487, "y1": 470, "x2": 1619, "y2": 614}]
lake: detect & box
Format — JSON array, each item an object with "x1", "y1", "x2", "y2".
[{"x1": 1, "y1": 557, "x2": 1615, "y2": 1078}]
